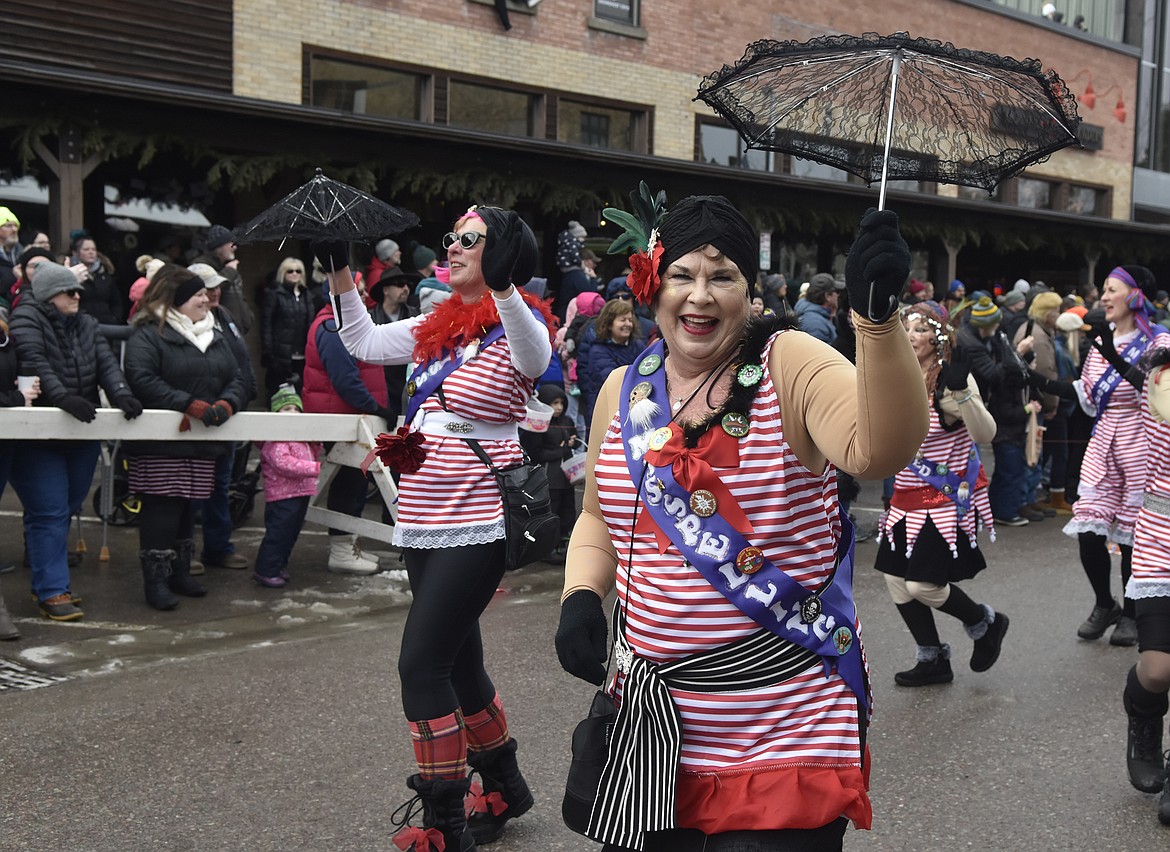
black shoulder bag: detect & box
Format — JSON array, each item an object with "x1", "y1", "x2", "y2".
[{"x1": 465, "y1": 438, "x2": 559, "y2": 570}]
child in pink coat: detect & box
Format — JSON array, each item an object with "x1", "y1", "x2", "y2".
[{"x1": 253, "y1": 386, "x2": 323, "y2": 588}]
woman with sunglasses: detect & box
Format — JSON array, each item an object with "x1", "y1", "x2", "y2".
[
  {"x1": 313, "y1": 206, "x2": 554, "y2": 852},
  {"x1": 260, "y1": 257, "x2": 315, "y2": 396},
  {"x1": 9, "y1": 262, "x2": 142, "y2": 621}
]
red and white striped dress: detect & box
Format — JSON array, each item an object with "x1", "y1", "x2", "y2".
[
  {"x1": 880, "y1": 405, "x2": 994, "y2": 557},
  {"x1": 1065, "y1": 332, "x2": 1146, "y2": 545},
  {"x1": 596, "y1": 331, "x2": 870, "y2": 834},
  {"x1": 1129, "y1": 368, "x2": 1170, "y2": 599},
  {"x1": 394, "y1": 341, "x2": 533, "y2": 549}
]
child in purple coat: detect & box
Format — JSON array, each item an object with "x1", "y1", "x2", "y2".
[{"x1": 253, "y1": 386, "x2": 322, "y2": 587}]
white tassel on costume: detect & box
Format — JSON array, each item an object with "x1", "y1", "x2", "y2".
[{"x1": 626, "y1": 397, "x2": 663, "y2": 433}]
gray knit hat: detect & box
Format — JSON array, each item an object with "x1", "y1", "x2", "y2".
[{"x1": 30, "y1": 262, "x2": 80, "y2": 303}]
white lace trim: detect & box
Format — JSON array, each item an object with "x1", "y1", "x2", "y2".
[
  {"x1": 1062, "y1": 517, "x2": 1111, "y2": 540},
  {"x1": 393, "y1": 521, "x2": 505, "y2": 550},
  {"x1": 1126, "y1": 579, "x2": 1170, "y2": 599}
]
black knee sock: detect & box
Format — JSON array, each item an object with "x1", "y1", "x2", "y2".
[
  {"x1": 1120, "y1": 545, "x2": 1135, "y2": 618},
  {"x1": 1124, "y1": 665, "x2": 1169, "y2": 719},
  {"x1": 138, "y1": 496, "x2": 185, "y2": 551},
  {"x1": 895, "y1": 601, "x2": 941, "y2": 648},
  {"x1": 936, "y1": 583, "x2": 987, "y2": 627},
  {"x1": 1078, "y1": 533, "x2": 1115, "y2": 609}
]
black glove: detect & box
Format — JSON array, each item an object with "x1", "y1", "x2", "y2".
[
  {"x1": 481, "y1": 212, "x2": 523, "y2": 292},
  {"x1": 1027, "y1": 368, "x2": 1078, "y2": 401},
  {"x1": 311, "y1": 240, "x2": 350, "y2": 273},
  {"x1": 942, "y1": 345, "x2": 971, "y2": 392},
  {"x1": 114, "y1": 395, "x2": 144, "y2": 420},
  {"x1": 58, "y1": 395, "x2": 97, "y2": 423},
  {"x1": 201, "y1": 404, "x2": 231, "y2": 427},
  {"x1": 372, "y1": 406, "x2": 396, "y2": 424},
  {"x1": 555, "y1": 590, "x2": 609, "y2": 686},
  {"x1": 844, "y1": 208, "x2": 911, "y2": 323}
]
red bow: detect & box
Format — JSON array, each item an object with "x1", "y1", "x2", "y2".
[
  {"x1": 464, "y1": 781, "x2": 507, "y2": 818},
  {"x1": 638, "y1": 426, "x2": 753, "y2": 552},
  {"x1": 392, "y1": 825, "x2": 445, "y2": 851},
  {"x1": 362, "y1": 427, "x2": 427, "y2": 475}
]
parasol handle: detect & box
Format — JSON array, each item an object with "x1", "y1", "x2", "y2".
[{"x1": 876, "y1": 50, "x2": 902, "y2": 213}]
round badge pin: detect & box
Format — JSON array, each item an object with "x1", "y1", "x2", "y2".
[
  {"x1": 800, "y1": 596, "x2": 823, "y2": 625},
  {"x1": 638, "y1": 354, "x2": 662, "y2": 375},
  {"x1": 735, "y1": 546, "x2": 764, "y2": 575},
  {"x1": 630, "y1": 381, "x2": 653, "y2": 404},
  {"x1": 936, "y1": 463, "x2": 949, "y2": 475},
  {"x1": 833, "y1": 626, "x2": 853, "y2": 654},
  {"x1": 648, "y1": 426, "x2": 673, "y2": 452},
  {"x1": 737, "y1": 363, "x2": 764, "y2": 387},
  {"x1": 406, "y1": 380, "x2": 418, "y2": 397},
  {"x1": 721, "y1": 412, "x2": 749, "y2": 438},
  {"x1": 689, "y1": 489, "x2": 717, "y2": 518}
]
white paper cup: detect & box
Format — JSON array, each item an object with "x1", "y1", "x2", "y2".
[
  {"x1": 16, "y1": 376, "x2": 37, "y2": 392},
  {"x1": 519, "y1": 397, "x2": 554, "y2": 433}
]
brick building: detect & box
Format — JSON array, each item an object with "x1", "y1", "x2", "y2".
[{"x1": 2, "y1": 0, "x2": 1168, "y2": 304}]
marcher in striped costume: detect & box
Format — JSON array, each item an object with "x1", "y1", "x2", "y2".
[
  {"x1": 314, "y1": 207, "x2": 554, "y2": 852},
  {"x1": 875, "y1": 302, "x2": 1009, "y2": 687},
  {"x1": 556, "y1": 194, "x2": 929, "y2": 852}
]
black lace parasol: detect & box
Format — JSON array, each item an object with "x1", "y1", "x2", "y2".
[
  {"x1": 696, "y1": 32, "x2": 1082, "y2": 209},
  {"x1": 233, "y1": 169, "x2": 419, "y2": 248}
]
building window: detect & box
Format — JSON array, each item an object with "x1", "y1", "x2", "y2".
[
  {"x1": 789, "y1": 155, "x2": 848, "y2": 182},
  {"x1": 448, "y1": 80, "x2": 538, "y2": 138},
  {"x1": 697, "y1": 121, "x2": 773, "y2": 171},
  {"x1": 308, "y1": 55, "x2": 426, "y2": 121},
  {"x1": 1017, "y1": 177, "x2": 1053, "y2": 210},
  {"x1": 594, "y1": 0, "x2": 638, "y2": 27},
  {"x1": 559, "y1": 100, "x2": 646, "y2": 152}
]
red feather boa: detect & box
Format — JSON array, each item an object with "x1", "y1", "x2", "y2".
[{"x1": 411, "y1": 290, "x2": 557, "y2": 364}]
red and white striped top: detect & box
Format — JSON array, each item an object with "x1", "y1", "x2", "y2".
[
  {"x1": 1077, "y1": 333, "x2": 1145, "y2": 496},
  {"x1": 596, "y1": 333, "x2": 864, "y2": 787},
  {"x1": 1129, "y1": 364, "x2": 1170, "y2": 597},
  {"x1": 882, "y1": 404, "x2": 994, "y2": 555}
]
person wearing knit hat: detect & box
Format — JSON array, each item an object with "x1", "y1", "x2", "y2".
[
  {"x1": 0, "y1": 206, "x2": 21, "y2": 299},
  {"x1": 968, "y1": 295, "x2": 1001, "y2": 329},
  {"x1": 29, "y1": 261, "x2": 83, "y2": 304},
  {"x1": 998, "y1": 289, "x2": 1029, "y2": 341},
  {"x1": 412, "y1": 244, "x2": 438, "y2": 277},
  {"x1": 252, "y1": 385, "x2": 319, "y2": 588},
  {"x1": 365, "y1": 239, "x2": 402, "y2": 292},
  {"x1": 1015, "y1": 290, "x2": 1068, "y2": 517},
  {"x1": 192, "y1": 224, "x2": 253, "y2": 336}
]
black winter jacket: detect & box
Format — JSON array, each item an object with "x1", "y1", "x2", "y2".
[
  {"x1": 212, "y1": 304, "x2": 257, "y2": 407},
  {"x1": 76, "y1": 261, "x2": 124, "y2": 325},
  {"x1": 261, "y1": 283, "x2": 314, "y2": 368},
  {"x1": 0, "y1": 327, "x2": 27, "y2": 410},
  {"x1": 123, "y1": 319, "x2": 246, "y2": 458},
  {"x1": 10, "y1": 300, "x2": 132, "y2": 407}
]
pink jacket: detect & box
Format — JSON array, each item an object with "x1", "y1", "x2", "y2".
[{"x1": 259, "y1": 440, "x2": 323, "y2": 502}]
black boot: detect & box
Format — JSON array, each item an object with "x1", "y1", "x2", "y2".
[
  {"x1": 392, "y1": 775, "x2": 477, "y2": 852},
  {"x1": 1159, "y1": 760, "x2": 1170, "y2": 826},
  {"x1": 895, "y1": 644, "x2": 954, "y2": 687},
  {"x1": 967, "y1": 607, "x2": 1010, "y2": 673},
  {"x1": 466, "y1": 739, "x2": 534, "y2": 844},
  {"x1": 140, "y1": 549, "x2": 180, "y2": 611},
  {"x1": 169, "y1": 539, "x2": 207, "y2": 597},
  {"x1": 1123, "y1": 666, "x2": 1167, "y2": 793}
]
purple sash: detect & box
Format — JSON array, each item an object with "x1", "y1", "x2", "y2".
[
  {"x1": 619, "y1": 341, "x2": 868, "y2": 714},
  {"x1": 908, "y1": 445, "x2": 981, "y2": 518},
  {"x1": 402, "y1": 324, "x2": 508, "y2": 425},
  {"x1": 1090, "y1": 330, "x2": 1161, "y2": 413}
]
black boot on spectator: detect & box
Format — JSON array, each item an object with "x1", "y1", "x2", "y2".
[
  {"x1": 140, "y1": 549, "x2": 180, "y2": 611},
  {"x1": 466, "y1": 738, "x2": 534, "y2": 844},
  {"x1": 170, "y1": 540, "x2": 208, "y2": 598},
  {"x1": 392, "y1": 774, "x2": 477, "y2": 852},
  {"x1": 895, "y1": 644, "x2": 953, "y2": 687},
  {"x1": 1123, "y1": 665, "x2": 1168, "y2": 793}
]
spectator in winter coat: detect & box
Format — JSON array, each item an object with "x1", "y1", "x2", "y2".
[
  {"x1": 302, "y1": 301, "x2": 391, "y2": 575},
  {"x1": 261, "y1": 257, "x2": 315, "y2": 397},
  {"x1": 794, "y1": 273, "x2": 845, "y2": 344},
  {"x1": 123, "y1": 264, "x2": 246, "y2": 610},
  {"x1": 252, "y1": 386, "x2": 323, "y2": 588},
  {"x1": 366, "y1": 239, "x2": 402, "y2": 292},
  {"x1": 760, "y1": 272, "x2": 793, "y2": 319},
  {"x1": 0, "y1": 206, "x2": 22, "y2": 299},
  {"x1": 192, "y1": 224, "x2": 254, "y2": 336},
  {"x1": 579, "y1": 298, "x2": 642, "y2": 440},
  {"x1": 11, "y1": 262, "x2": 143, "y2": 621},
  {"x1": 369, "y1": 267, "x2": 421, "y2": 419},
  {"x1": 5, "y1": 246, "x2": 54, "y2": 313},
  {"x1": 519, "y1": 383, "x2": 579, "y2": 562},
  {"x1": 69, "y1": 234, "x2": 123, "y2": 324}
]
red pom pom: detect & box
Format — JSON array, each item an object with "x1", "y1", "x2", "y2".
[{"x1": 368, "y1": 427, "x2": 428, "y2": 475}]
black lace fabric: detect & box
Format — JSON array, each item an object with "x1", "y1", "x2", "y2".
[{"x1": 696, "y1": 32, "x2": 1082, "y2": 192}]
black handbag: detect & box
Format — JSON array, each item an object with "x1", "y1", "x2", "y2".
[
  {"x1": 562, "y1": 688, "x2": 617, "y2": 836},
  {"x1": 466, "y1": 439, "x2": 560, "y2": 570}
]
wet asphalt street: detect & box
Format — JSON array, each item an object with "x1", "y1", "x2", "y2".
[{"x1": 1, "y1": 479, "x2": 1168, "y2": 852}]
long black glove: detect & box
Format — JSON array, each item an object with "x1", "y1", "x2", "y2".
[
  {"x1": 844, "y1": 208, "x2": 911, "y2": 323},
  {"x1": 114, "y1": 394, "x2": 144, "y2": 420},
  {"x1": 555, "y1": 590, "x2": 609, "y2": 686},
  {"x1": 371, "y1": 406, "x2": 396, "y2": 424},
  {"x1": 57, "y1": 395, "x2": 97, "y2": 423},
  {"x1": 311, "y1": 240, "x2": 351, "y2": 273},
  {"x1": 481, "y1": 212, "x2": 523, "y2": 292},
  {"x1": 1086, "y1": 313, "x2": 1145, "y2": 391},
  {"x1": 941, "y1": 344, "x2": 971, "y2": 392},
  {"x1": 1027, "y1": 368, "x2": 1078, "y2": 401}
]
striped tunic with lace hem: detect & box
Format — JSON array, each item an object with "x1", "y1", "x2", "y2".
[
  {"x1": 1129, "y1": 366, "x2": 1170, "y2": 599},
  {"x1": 880, "y1": 404, "x2": 994, "y2": 557},
  {"x1": 595, "y1": 330, "x2": 867, "y2": 830},
  {"x1": 393, "y1": 339, "x2": 533, "y2": 549}
]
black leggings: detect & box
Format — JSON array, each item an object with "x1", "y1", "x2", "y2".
[
  {"x1": 1136, "y1": 596, "x2": 1170, "y2": 654},
  {"x1": 603, "y1": 818, "x2": 848, "y2": 852},
  {"x1": 398, "y1": 541, "x2": 508, "y2": 721},
  {"x1": 138, "y1": 495, "x2": 194, "y2": 551}
]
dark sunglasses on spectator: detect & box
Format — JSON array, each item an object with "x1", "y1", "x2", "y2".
[
  {"x1": 61, "y1": 288, "x2": 83, "y2": 298},
  {"x1": 442, "y1": 231, "x2": 484, "y2": 251},
  {"x1": 286, "y1": 269, "x2": 304, "y2": 275},
  {"x1": 615, "y1": 292, "x2": 633, "y2": 300}
]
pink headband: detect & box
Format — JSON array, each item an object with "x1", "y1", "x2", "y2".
[{"x1": 1109, "y1": 266, "x2": 1138, "y2": 290}]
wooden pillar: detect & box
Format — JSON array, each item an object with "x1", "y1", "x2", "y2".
[
  {"x1": 943, "y1": 238, "x2": 963, "y2": 285},
  {"x1": 32, "y1": 128, "x2": 101, "y2": 253},
  {"x1": 1084, "y1": 248, "x2": 1100, "y2": 292}
]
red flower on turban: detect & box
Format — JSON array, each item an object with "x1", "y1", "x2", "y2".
[{"x1": 627, "y1": 241, "x2": 664, "y2": 305}]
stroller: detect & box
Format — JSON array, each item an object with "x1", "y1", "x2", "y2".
[{"x1": 93, "y1": 441, "x2": 261, "y2": 528}]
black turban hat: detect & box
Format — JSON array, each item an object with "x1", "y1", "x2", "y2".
[{"x1": 657, "y1": 195, "x2": 757, "y2": 294}]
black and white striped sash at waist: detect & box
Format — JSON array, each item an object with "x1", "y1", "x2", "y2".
[{"x1": 587, "y1": 619, "x2": 821, "y2": 850}]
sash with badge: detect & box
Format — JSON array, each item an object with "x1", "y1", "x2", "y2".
[{"x1": 905, "y1": 445, "x2": 982, "y2": 518}]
